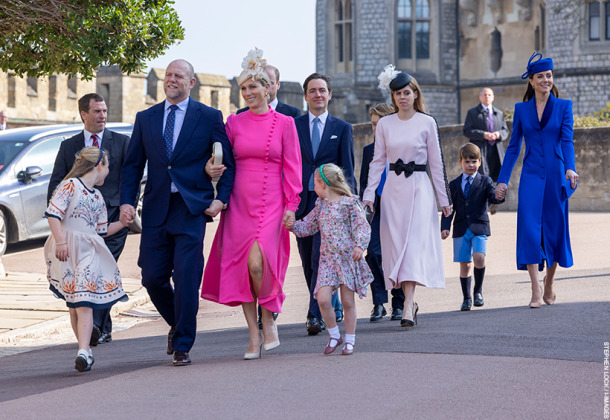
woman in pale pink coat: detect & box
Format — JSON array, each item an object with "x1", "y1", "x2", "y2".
[
  {"x1": 363, "y1": 69, "x2": 452, "y2": 328},
  {"x1": 201, "y1": 49, "x2": 302, "y2": 359}
]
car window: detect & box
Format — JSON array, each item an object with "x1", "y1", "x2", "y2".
[
  {"x1": 0, "y1": 141, "x2": 30, "y2": 173},
  {"x1": 14, "y1": 136, "x2": 64, "y2": 176}
]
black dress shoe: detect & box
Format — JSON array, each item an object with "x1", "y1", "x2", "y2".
[
  {"x1": 369, "y1": 304, "x2": 387, "y2": 322},
  {"x1": 172, "y1": 351, "x2": 191, "y2": 366},
  {"x1": 89, "y1": 325, "x2": 101, "y2": 347},
  {"x1": 390, "y1": 308, "x2": 403, "y2": 321},
  {"x1": 167, "y1": 326, "x2": 176, "y2": 355},
  {"x1": 461, "y1": 298, "x2": 472, "y2": 311},
  {"x1": 306, "y1": 318, "x2": 322, "y2": 335},
  {"x1": 98, "y1": 332, "x2": 112, "y2": 344},
  {"x1": 335, "y1": 310, "x2": 344, "y2": 323},
  {"x1": 473, "y1": 293, "x2": 484, "y2": 307}
]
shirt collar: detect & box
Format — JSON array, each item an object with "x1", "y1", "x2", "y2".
[
  {"x1": 463, "y1": 172, "x2": 478, "y2": 181},
  {"x1": 165, "y1": 97, "x2": 190, "y2": 112},
  {"x1": 481, "y1": 104, "x2": 493, "y2": 114},
  {"x1": 83, "y1": 128, "x2": 104, "y2": 142},
  {"x1": 309, "y1": 110, "x2": 328, "y2": 125},
  {"x1": 269, "y1": 97, "x2": 279, "y2": 110}
]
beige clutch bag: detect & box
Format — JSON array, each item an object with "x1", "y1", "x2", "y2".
[{"x1": 212, "y1": 142, "x2": 223, "y2": 182}]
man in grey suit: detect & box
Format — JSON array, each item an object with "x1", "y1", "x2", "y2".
[
  {"x1": 48, "y1": 93, "x2": 130, "y2": 345},
  {"x1": 463, "y1": 88, "x2": 509, "y2": 213}
]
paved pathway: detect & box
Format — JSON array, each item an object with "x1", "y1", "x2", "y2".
[{"x1": 0, "y1": 212, "x2": 608, "y2": 419}]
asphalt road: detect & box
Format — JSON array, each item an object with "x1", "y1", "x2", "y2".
[{"x1": 0, "y1": 212, "x2": 608, "y2": 419}]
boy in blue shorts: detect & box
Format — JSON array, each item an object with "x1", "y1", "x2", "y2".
[{"x1": 441, "y1": 143, "x2": 504, "y2": 311}]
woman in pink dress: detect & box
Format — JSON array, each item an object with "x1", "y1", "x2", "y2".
[
  {"x1": 201, "y1": 49, "x2": 302, "y2": 359},
  {"x1": 363, "y1": 67, "x2": 452, "y2": 328}
]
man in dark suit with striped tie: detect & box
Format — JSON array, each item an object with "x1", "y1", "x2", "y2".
[{"x1": 48, "y1": 93, "x2": 130, "y2": 346}]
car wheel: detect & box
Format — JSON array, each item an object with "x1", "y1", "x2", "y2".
[
  {"x1": 129, "y1": 185, "x2": 144, "y2": 234},
  {"x1": 0, "y1": 210, "x2": 7, "y2": 257}
]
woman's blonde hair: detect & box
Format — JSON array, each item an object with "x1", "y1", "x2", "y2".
[
  {"x1": 369, "y1": 103, "x2": 395, "y2": 119},
  {"x1": 64, "y1": 146, "x2": 107, "y2": 181},
  {"x1": 317, "y1": 163, "x2": 353, "y2": 197},
  {"x1": 390, "y1": 76, "x2": 429, "y2": 114}
]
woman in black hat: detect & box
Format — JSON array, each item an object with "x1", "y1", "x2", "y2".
[
  {"x1": 495, "y1": 52, "x2": 578, "y2": 308},
  {"x1": 363, "y1": 66, "x2": 452, "y2": 327}
]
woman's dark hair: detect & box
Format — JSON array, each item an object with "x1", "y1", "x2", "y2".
[{"x1": 523, "y1": 71, "x2": 560, "y2": 101}]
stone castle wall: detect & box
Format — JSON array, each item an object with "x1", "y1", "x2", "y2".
[
  {"x1": 0, "y1": 67, "x2": 304, "y2": 127},
  {"x1": 352, "y1": 121, "x2": 610, "y2": 211}
]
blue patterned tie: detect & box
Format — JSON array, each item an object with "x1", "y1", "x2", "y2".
[
  {"x1": 164, "y1": 105, "x2": 178, "y2": 158},
  {"x1": 311, "y1": 117, "x2": 321, "y2": 157},
  {"x1": 465, "y1": 176, "x2": 472, "y2": 196},
  {"x1": 91, "y1": 133, "x2": 100, "y2": 148}
]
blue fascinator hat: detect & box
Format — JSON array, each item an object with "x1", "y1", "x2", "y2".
[{"x1": 521, "y1": 52, "x2": 553, "y2": 79}]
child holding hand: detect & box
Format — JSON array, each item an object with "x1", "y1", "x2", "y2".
[
  {"x1": 45, "y1": 147, "x2": 128, "y2": 372},
  {"x1": 441, "y1": 143, "x2": 504, "y2": 311},
  {"x1": 287, "y1": 164, "x2": 373, "y2": 355}
]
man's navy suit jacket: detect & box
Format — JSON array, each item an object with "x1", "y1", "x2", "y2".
[
  {"x1": 48, "y1": 128, "x2": 129, "y2": 207},
  {"x1": 237, "y1": 101, "x2": 302, "y2": 118},
  {"x1": 441, "y1": 173, "x2": 503, "y2": 237},
  {"x1": 294, "y1": 113, "x2": 356, "y2": 218},
  {"x1": 120, "y1": 98, "x2": 235, "y2": 227}
]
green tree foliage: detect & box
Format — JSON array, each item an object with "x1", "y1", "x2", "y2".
[{"x1": 0, "y1": 0, "x2": 184, "y2": 80}]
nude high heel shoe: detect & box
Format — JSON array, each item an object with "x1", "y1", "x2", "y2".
[
  {"x1": 263, "y1": 323, "x2": 280, "y2": 351},
  {"x1": 529, "y1": 283, "x2": 543, "y2": 308},
  {"x1": 244, "y1": 332, "x2": 263, "y2": 360},
  {"x1": 542, "y1": 276, "x2": 556, "y2": 305}
]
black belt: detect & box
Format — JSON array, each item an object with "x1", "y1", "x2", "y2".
[{"x1": 389, "y1": 159, "x2": 426, "y2": 178}]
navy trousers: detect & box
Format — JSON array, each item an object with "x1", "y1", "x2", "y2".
[
  {"x1": 94, "y1": 206, "x2": 129, "y2": 334},
  {"x1": 296, "y1": 191, "x2": 342, "y2": 320},
  {"x1": 138, "y1": 193, "x2": 206, "y2": 352},
  {"x1": 365, "y1": 199, "x2": 405, "y2": 309}
]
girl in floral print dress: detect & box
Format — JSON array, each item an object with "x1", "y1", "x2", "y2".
[
  {"x1": 45, "y1": 147, "x2": 128, "y2": 372},
  {"x1": 288, "y1": 164, "x2": 373, "y2": 356}
]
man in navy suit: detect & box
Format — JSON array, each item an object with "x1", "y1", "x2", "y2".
[
  {"x1": 236, "y1": 65, "x2": 301, "y2": 118},
  {"x1": 48, "y1": 93, "x2": 130, "y2": 345},
  {"x1": 120, "y1": 59, "x2": 235, "y2": 366},
  {"x1": 294, "y1": 73, "x2": 357, "y2": 335}
]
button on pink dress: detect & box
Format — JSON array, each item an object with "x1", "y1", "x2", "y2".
[
  {"x1": 201, "y1": 108, "x2": 302, "y2": 312},
  {"x1": 363, "y1": 112, "x2": 451, "y2": 289}
]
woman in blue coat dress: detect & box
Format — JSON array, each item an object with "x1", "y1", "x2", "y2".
[{"x1": 495, "y1": 53, "x2": 578, "y2": 308}]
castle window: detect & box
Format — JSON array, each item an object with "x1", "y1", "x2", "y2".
[
  {"x1": 606, "y1": 1, "x2": 610, "y2": 39},
  {"x1": 334, "y1": 0, "x2": 353, "y2": 73},
  {"x1": 590, "y1": 2, "x2": 600, "y2": 40},
  {"x1": 398, "y1": 0, "x2": 430, "y2": 60}
]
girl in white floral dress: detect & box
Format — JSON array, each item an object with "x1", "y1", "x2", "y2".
[
  {"x1": 289, "y1": 164, "x2": 373, "y2": 356},
  {"x1": 45, "y1": 147, "x2": 128, "y2": 372}
]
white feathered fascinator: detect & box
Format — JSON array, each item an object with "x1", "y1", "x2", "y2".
[
  {"x1": 377, "y1": 64, "x2": 399, "y2": 91},
  {"x1": 237, "y1": 47, "x2": 269, "y2": 85}
]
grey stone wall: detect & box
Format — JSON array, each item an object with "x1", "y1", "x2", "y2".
[
  {"x1": 352, "y1": 121, "x2": 610, "y2": 211},
  {"x1": 354, "y1": 0, "x2": 393, "y2": 85},
  {"x1": 545, "y1": 0, "x2": 610, "y2": 116}
]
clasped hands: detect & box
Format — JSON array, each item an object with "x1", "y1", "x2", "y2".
[
  {"x1": 120, "y1": 204, "x2": 135, "y2": 226},
  {"x1": 283, "y1": 210, "x2": 296, "y2": 231},
  {"x1": 484, "y1": 131, "x2": 500, "y2": 142}
]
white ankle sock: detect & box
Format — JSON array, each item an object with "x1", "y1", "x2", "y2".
[
  {"x1": 328, "y1": 326, "x2": 341, "y2": 345},
  {"x1": 77, "y1": 349, "x2": 88, "y2": 358},
  {"x1": 344, "y1": 334, "x2": 355, "y2": 345}
]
